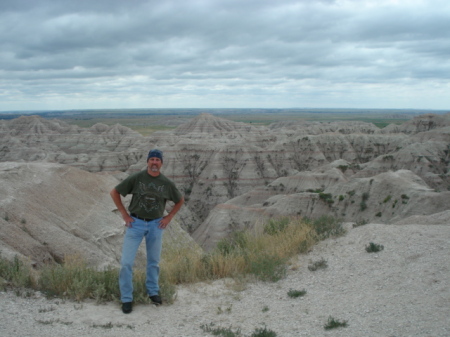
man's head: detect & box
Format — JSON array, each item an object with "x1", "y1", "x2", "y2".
[
  {"x1": 147, "y1": 149, "x2": 163, "y2": 176},
  {"x1": 147, "y1": 149, "x2": 163, "y2": 163}
]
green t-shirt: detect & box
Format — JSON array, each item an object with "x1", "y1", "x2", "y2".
[{"x1": 115, "y1": 170, "x2": 183, "y2": 219}]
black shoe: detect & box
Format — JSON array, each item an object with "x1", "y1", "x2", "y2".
[
  {"x1": 149, "y1": 295, "x2": 162, "y2": 305},
  {"x1": 122, "y1": 302, "x2": 132, "y2": 314}
]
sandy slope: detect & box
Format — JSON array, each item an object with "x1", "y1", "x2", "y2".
[{"x1": 1, "y1": 222, "x2": 449, "y2": 337}]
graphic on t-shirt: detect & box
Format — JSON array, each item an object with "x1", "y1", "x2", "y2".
[{"x1": 137, "y1": 181, "x2": 165, "y2": 213}]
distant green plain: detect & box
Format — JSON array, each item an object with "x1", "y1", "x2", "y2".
[{"x1": 29, "y1": 108, "x2": 440, "y2": 136}]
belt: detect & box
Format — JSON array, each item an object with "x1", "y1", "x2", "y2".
[{"x1": 130, "y1": 213, "x2": 155, "y2": 222}]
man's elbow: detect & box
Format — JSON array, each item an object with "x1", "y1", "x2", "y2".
[{"x1": 110, "y1": 188, "x2": 119, "y2": 198}]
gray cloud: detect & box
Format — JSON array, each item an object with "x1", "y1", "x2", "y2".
[{"x1": 1, "y1": 0, "x2": 449, "y2": 110}]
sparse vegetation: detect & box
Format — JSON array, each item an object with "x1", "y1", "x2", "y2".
[
  {"x1": 305, "y1": 215, "x2": 345, "y2": 240},
  {"x1": 324, "y1": 316, "x2": 348, "y2": 330},
  {"x1": 38, "y1": 255, "x2": 121, "y2": 303},
  {"x1": 308, "y1": 258, "x2": 328, "y2": 271},
  {"x1": 353, "y1": 219, "x2": 368, "y2": 227},
  {"x1": 287, "y1": 288, "x2": 307, "y2": 298},
  {"x1": 201, "y1": 323, "x2": 242, "y2": 337},
  {"x1": 318, "y1": 192, "x2": 334, "y2": 204},
  {"x1": 365, "y1": 242, "x2": 384, "y2": 253},
  {"x1": 383, "y1": 195, "x2": 392, "y2": 203},
  {"x1": 263, "y1": 217, "x2": 289, "y2": 235},
  {"x1": 401, "y1": 194, "x2": 410, "y2": 204},
  {"x1": 337, "y1": 165, "x2": 348, "y2": 172},
  {"x1": 0, "y1": 215, "x2": 345, "y2": 305},
  {"x1": 0, "y1": 255, "x2": 36, "y2": 290},
  {"x1": 360, "y1": 201, "x2": 367, "y2": 211},
  {"x1": 200, "y1": 323, "x2": 277, "y2": 337},
  {"x1": 251, "y1": 326, "x2": 277, "y2": 337}
]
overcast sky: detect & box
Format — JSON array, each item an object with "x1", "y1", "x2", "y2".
[{"x1": 1, "y1": 0, "x2": 449, "y2": 111}]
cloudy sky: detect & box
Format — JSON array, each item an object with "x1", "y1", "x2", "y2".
[{"x1": 1, "y1": 0, "x2": 449, "y2": 111}]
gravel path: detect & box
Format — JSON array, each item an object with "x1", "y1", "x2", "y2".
[{"x1": 1, "y1": 223, "x2": 449, "y2": 337}]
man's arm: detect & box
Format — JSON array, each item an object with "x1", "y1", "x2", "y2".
[
  {"x1": 110, "y1": 188, "x2": 134, "y2": 227},
  {"x1": 159, "y1": 196, "x2": 185, "y2": 229}
]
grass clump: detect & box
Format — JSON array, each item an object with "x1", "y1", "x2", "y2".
[
  {"x1": 263, "y1": 218, "x2": 289, "y2": 236},
  {"x1": 305, "y1": 215, "x2": 345, "y2": 240},
  {"x1": 38, "y1": 255, "x2": 120, "y2": 303},
  {"x1": 248, "y1": 253, "x2": 287, "y2": 282},
  {"x1": 0, "y1": 255, "x2": 37, "y2": 290},
  {"x1": 1, "y1": 215, "x2": 343, "y2": 304},
  {"x1": 365, "y1": 242, "x2": 384, "y2": 253},
  {"x1": 318, "y1": 192, "x2": 334, "y2": 204},
  {"x1": 251, "y1": 326, "x2": 277, "y2": 337},
  {"x1": 201, "y1": 323, "x2": 242, "y2": 337},
  {"x1": 162, "y1": 216, "x2": 316, "y2": 285},
  {"x1": 324, "y1": 316, "x2": 348, "y2": 330},
  {"x1": 308, "y1": 258, "x2": 328, "y2": 271},
  {"x1": 287, "y1": 288, "x2": 307, "y2": 298},
  {"x1": 353, "y1": 219, "x2": 368, "y2": 228}
]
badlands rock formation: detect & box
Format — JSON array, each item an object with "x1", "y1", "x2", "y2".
[
  {"x1": 0, "y1": 162, "x2": 198, "y2": 268},
  {"x1": 0, "y1": 116, "x2": 147, "y2": 172},
  {"x1": 1, "y1": 112, "x2": 449, "y2": 254}
]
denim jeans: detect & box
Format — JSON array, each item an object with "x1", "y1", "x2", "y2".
[{"x1": 119, "y1": 217, "x2": 163, "y2": 303}]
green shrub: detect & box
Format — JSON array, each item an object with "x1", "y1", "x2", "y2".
[
  {"x1": 307, "y1": 215, "x2": 345, "y2": 239},
  {"x1": 200, "y1": 323, "x2": 241, "y2": 337},
  {"x1": 287, "y1": 288, "x2": 307, "y2": 298},
  {"x1": 360, "y1": 201, "x2": 367, "y2": 211},
  {"x1": 383, "y1": 195, "x2": 391, "y2": 203},
  {"x1": 306, "y1": 188, "x2": 324, "y2": 193},
  {"x1": 324, "y1": 316, "x2": 348, "y2": 330},
  {"x1": 318, "y1": 192, "x2": 334, "y2": 204},
  {"x1": 401, "y1": 194, "x2": 409, "y2": 204},
  {"x1": 251, "y1": 326, "x2": 277, "y2": 337},
  {"x1": 0, "y1": 255, "x2": 36, "y2": 290},
  {"x1": 38, "y1": 258, "x2": 120, "y2": 303},
  {"x1": 308, "y1": 258, "x2": 328, "y2": 271},
  {"x1": 365, "y1": 242, "x2": 384, "y2": 253},
  {"x1": 248, "y1": 254, "x2": 287, "y2": 282},
  {"x1": 353, "y1": 219, "x2": 368, "y2": 228},
  {"x1": 216, "y1": 231, "x2": 248, "y2": 256},
  {"x1": 375, "y1": 212, "x2": 382, "y2": 217},
  {"x1": 263, "y1": 217, "x2": 289, "y2": 236},
  {"x1": 347, "y1": 190, "x2": 356, "y2": 197}
]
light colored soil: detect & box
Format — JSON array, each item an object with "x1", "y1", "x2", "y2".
[{"x1": 1, "y1": 223, "x2": 449, "y2": 337}]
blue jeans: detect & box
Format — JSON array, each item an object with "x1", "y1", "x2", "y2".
[{"x1": 119, "y1": 217, "x2": 163, "y2": 303}]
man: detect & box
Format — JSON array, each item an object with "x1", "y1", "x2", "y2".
[{"x1": 110, "y1": 149, "x2": 184, "y2": 314}]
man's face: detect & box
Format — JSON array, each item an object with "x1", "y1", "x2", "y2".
[{"x1": 147, "y1": 157, "x2": 162, "y2": 173}]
